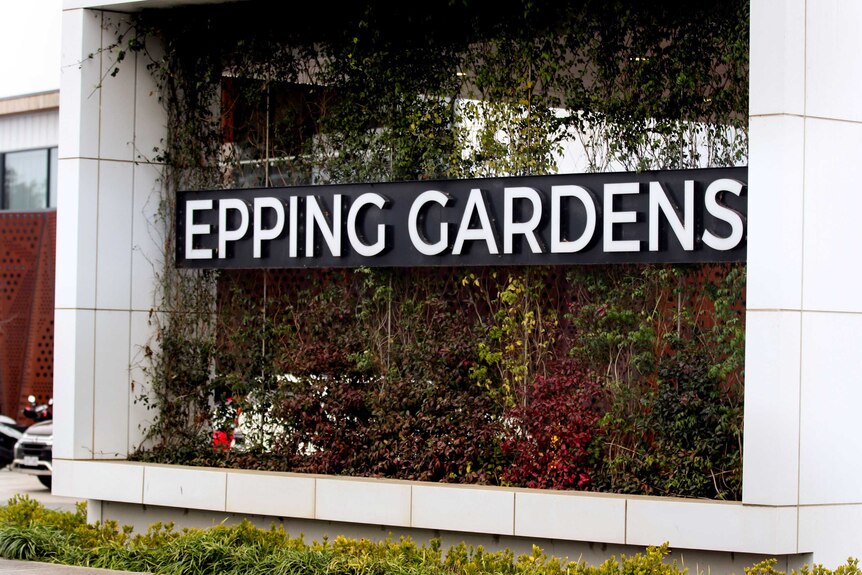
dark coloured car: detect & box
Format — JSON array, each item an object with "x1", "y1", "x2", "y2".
[
  {"x1": 11, "y1": 420, "x2": 52, "y2": 488},
  {"x1": 0, "y1": 415, "x2": 26, "y2": 469}
]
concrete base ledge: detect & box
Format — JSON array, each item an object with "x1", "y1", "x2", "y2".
[{"x1": 53, "y1": 459, "x2": 800, "y2": 556}]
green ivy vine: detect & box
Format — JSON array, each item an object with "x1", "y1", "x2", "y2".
[{"x1": 115, "y1": 0, "x2": 748, "y2": 499}]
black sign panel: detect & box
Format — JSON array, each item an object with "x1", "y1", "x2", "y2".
[{"x1": 176, "y1": 167, "x2": 747, "y2": 269}]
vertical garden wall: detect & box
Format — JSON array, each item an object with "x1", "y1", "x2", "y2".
[{"x1": 123, "y1": 0, "x2": 748, "y2": 500}]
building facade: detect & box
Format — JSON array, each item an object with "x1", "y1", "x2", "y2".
[
  {"x1": 52, "y1": 0, "x2": 862, "y2": 570},
  {"x1": 0, "y1": 91, "x2": 58, "y2": 421}
]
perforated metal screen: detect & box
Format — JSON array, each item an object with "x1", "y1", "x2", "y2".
[{"x1": 0, "y1": 211, "x2": 55, "y2": 422}]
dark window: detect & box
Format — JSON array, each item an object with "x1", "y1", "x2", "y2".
[
  {"x1": 222, "y1": 78, "x2": 330, "y2": 188},
  {"x1": 1, "y1": 147, "x2": 57, "y2": 210}
]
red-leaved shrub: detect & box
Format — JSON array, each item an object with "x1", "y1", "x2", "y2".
[{"x1": 500, "y1": 362, "x2": 603, "y2": 490}]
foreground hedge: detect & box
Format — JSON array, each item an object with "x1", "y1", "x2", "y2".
[{"x1": 0, "y1": 496, "x2": 856, "y2": 575}]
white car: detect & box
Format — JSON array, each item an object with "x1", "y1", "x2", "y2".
[{"x1": 11, "y1": 420, "x2": 52, "y2": 488}]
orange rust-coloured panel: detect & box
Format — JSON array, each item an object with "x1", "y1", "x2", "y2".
[{"x1": 0, "y1": 211, "x2": 55, "y2": 423}]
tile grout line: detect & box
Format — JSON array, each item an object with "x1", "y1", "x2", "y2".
[
  {"x1": 623, "y1": 498, "x2": 627, "y2": 545},
  {"x1": 751, "y1": 112, "x2": 862, "y2": 125},
  {"x1": 90, "y1": 9, "x2": 104, "y2": 462},
  {"x1": 312, "y1": 477, "x2": 317, "y2": 520},
  {"x1": 795, "y1": 0, "x2": 808, "y2": 555},
  {"x1": 512, "y1": 492, "x2": 516, "y2": 537},
  {"x1": 126, "y1": 26, "x2": 138, "y2": 459}
]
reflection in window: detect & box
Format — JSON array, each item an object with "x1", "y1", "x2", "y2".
[
  {"x1": 49, "y1": 148, "x2": 58, "y2": 208},
  {"x1": 1, "y1": 148, "x2": 56, "y2": 210}
]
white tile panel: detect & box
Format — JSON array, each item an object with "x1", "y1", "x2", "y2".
[
  {"x1": 226, "y1": 471, "x2": 315, "y2": 518},
  {"x1": 746, "y1": 116, "x2": 804, "y2": 311},
  {"x1": 412, "y1": 484, "x2": 514, "y2": 535},
  {"x1": 316, "y1": 478, "x2": 411, "y2": 527},
  {"x1": 53, "y1": 459, "x2": 143, "y2": 503},
  {"x1": 48, "y1": 459, "x2": 823, "y2": 559},
  {"x1": 801, "y1": 118, "x2": 862, "y2": 313},
  {"x1": 130, "y1": 162, "x2": 163, "y2": 312},
  {"x1": 799, "y1": 312, "x2": 862, "y2": 505},
  {"x1": 515, "y1": 491, "x2": 625, "y2": 544},
  {"x1": 128, "y1": 310, "x2": 156, "y2": 452},
  {"x1": 95, "y1": 160, "x2": 133, "y2": 310},
  {"x1": 806, "y1": 0, "x2": 862, "y2": 122},
  {"x1": 55, "y1": 158, "x2": 98, "y2": 309},
  {"x1": 799, "y1": 505, "x2": 862, "y2": 569},
  {"x1": 144, "y1": 465, "x2": 226, "y2": 511},
  {"x1": 627, "y1": 499, "x2": 798, "y2": 555},
  {"x1": 98, "y1": 13, "x2": 136, "y2": 162},
  {"x1": 64, "y1": 0, "x2": 150, "y2": 9},
  {"x1": 93, "y1": 310, "x2": 131, "y2": 458},
  {"x1": 52, "y1": 308, "x2": 95, "y2": 460},
  {"x1": 742, "y1": 310, "x2": 801, "y2": 506},
  {"x1": 59, "y1": 9, "x2": 101, "y2": 160},
  {"x1": 749, "y1": 0, "x2": 806, "y2": 117},
  {"x1": 133, "y1": 34, "x2": 167, "y2": 163}
]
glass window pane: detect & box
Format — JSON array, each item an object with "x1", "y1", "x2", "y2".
[
  {"x1": 4, "y1": 149, "x2": 48, "y2": 210},
  {"x1": 49, "y1": 147, "x2": 58, "y2": 208}
]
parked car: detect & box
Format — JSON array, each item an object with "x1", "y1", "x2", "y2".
[
  {"x1": 10, "y1": 395, "x2": 53, "y2": 488},
  {"x1": 11, "y1": 420, "x2": 52, "y2": 488},
  {"x1": 0, "y1": 414, "x2": 27, "y2": 469}
]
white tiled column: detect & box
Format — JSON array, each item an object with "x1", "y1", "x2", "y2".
[
  {"x1": 743, "y1": 0, "x2": 806, "y2": 508},
  {"x1": 56, "y1": 6, "x2": 165, "y2": 462},
  {"x1": 55, "y1": 7, "x2": 103, "y2": 461},
  {"x1": 748, "y1": 0, "x2": 862, "y2": 566},
  {"x1": 796, "y1": 0, "x2": 862, "y2": 510}
]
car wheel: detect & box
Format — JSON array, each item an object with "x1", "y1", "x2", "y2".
[
  {"x1": 0, "y1": 447, "x2": 12, "y2": 469},
  {"x1": 37, "y1": 475, "x2": 51, "y2": 489}
]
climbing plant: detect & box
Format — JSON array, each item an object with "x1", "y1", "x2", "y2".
[{"x1": 120, "y1": 0, "x2": 748, "y2": 500}]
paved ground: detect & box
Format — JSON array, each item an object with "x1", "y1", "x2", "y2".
[
  {"x1": 0, "y1": 467, "x2": 82, "y2": 513},
  {"x1": 0, "y1": 560, "x2": 143, "y2": 575}
]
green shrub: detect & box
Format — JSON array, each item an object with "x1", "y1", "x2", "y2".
[
  {"x1": 2, "y1": 497, "x2": 859, "y2": 575},
  {"x1": 130, "y1": 264, "x2": 745, "y2": 499},
  {"x1": 590, "y1": 350, "x2": 742, "y2": 499}
]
